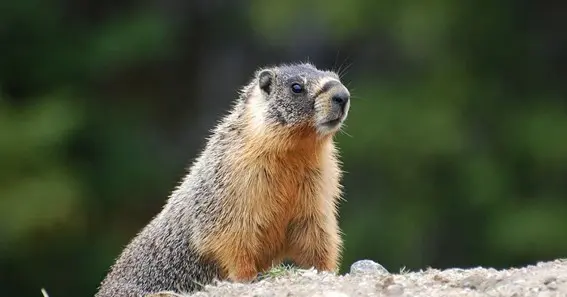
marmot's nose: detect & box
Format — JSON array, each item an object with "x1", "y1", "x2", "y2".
[{"x1": 331, "y1": 90, "x2": 350, "y2": 110}]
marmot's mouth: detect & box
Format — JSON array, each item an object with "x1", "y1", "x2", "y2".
[{"x1": 321, "y1": 117, "x2": 343, "y2": 127}]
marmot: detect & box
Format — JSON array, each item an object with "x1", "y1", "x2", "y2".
[{"x1": 95, "y1": 62, "x2": 351, "y2": 297}]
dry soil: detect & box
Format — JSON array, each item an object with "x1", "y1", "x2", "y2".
[{"x1": 172, "y1": 259, "x2": 567, "y2": 297}]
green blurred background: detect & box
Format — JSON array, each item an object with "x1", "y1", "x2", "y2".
[{"x1": 1, "y1": 0, "x2": 567, "y2": 296}]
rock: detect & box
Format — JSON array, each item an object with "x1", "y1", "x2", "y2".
[
  {"x1": 160, "y1": 259, "x2": 567, "y2": 297},
  {"x1": 349, "y1": 260, "x2": 389, "y2": 275}
]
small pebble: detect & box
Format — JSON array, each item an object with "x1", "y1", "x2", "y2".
[
  {"x1": 349, "y1": 260, "x2": 389, "y2": 275},
  {"x1": 386, "y1": 284, "x2": 404, "y2": 295}
]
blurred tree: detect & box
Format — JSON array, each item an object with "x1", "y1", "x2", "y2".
[
  {"x1": 0, "y1": 1, "x2": 177, "y2": 296},
  {"x1": 1, "y1": 0, "x2": 567, "y2": 296}
]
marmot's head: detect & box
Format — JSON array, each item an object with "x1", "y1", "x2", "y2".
[{"x1": 244, "y1": 63, "x2": 350, "y2": 137}]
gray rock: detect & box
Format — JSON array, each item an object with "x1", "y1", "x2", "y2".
[{"x1": 349, "y1": 260, "x2": 389, "y2": 275}]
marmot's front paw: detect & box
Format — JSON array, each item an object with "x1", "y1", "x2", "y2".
[{"x1": 228, "y1": 267, "x2": 258, "y2": 283}]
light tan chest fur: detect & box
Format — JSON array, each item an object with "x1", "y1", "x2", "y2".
[{"x1": 197, "y1": 132, "x2": 342, "y2": 276}]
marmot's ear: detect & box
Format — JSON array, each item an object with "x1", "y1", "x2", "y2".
[{"x1": 258, "y1": 70, "x2": 274, "y2": 95}]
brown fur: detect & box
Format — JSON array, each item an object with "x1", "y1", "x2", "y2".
[{"x1": 197, "y1": 100, "x2": 343, "y2": 282}]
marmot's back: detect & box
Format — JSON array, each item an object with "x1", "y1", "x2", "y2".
[{"x1": 95, "y1": 63, "x2": 351, "y2": 297}]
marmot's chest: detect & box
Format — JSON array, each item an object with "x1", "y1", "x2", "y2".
[
  {"x1": 226, "y1": 150, "x2": 335, "y2": 224},
  {"x1": 215, "y1": 149, "x2": 340, "y2": 271},
  {"x1": 250, "y1": 159, "x2": 322, "y2": 215}
]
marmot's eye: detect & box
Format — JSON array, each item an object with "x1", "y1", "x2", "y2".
[{"x1": 291, "y1": 83, "x2": 303, "y2": 94}]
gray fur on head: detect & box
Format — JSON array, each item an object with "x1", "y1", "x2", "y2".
[{"x1": 240, "y1": 63, "x2": 350, "y2": 134}]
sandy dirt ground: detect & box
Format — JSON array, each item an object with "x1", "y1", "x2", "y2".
[{"x1": 165, "y1": 259, "x2": 567, "y2": 297}]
